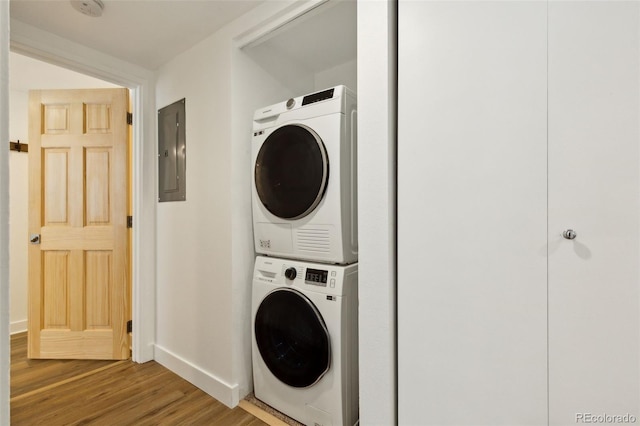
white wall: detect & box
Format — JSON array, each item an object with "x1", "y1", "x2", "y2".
[
  {"x1": 154, "y1": 28, "x2": 237, "y2": 402},
  {"x1": 357, "y1": 1, "x2": 397, "y2": 424},
  {"x1": 8, "y1": 53, "x2": 119, "y2": 335},
  {"x1": 314, "y1": 58, "x2": 356, "y2": 93},
  {"x1": 9, "y1": 89, "x2": 28, "y2": 334}
]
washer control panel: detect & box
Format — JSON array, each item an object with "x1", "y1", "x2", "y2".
[
  {"x1": 305, "y1": 268, "x2": 328, "y2": 286},
  {"x1": 280, "y1": 264, "x2": 338, "y2": 289},
  {"x1": 305, "y1": 268, "x2": 339, "y2": 289},
  {"x1": 256, "y1": 257, "x2": 346, "y2": 293}
]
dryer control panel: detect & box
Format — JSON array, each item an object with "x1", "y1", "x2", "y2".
[{"x1": 302, "y1": 88, "x2": 335, "y2": 106}]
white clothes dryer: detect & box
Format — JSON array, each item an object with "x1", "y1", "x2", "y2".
[
  {"x1": 251, "y1": 86, "x2": 357, "y2": 265},
  {"x1": 251, "y1": 256, "x2": 358, "y2": 426}
]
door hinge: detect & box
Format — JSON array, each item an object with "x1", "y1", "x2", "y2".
[
  {"x1": 127, "y1": 216, "x2": 133, "y2": 228},
  {"x1": 127, "y1": 112, "x2": 133, "y2": 125},
  {"x1": 127, "y1": 320, "x2": 132, "y2": 334}
]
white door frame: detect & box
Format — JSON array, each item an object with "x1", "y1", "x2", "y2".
[
  {"x1": 8, "y1": 21, "x2": 157, "y2": 364},
  {"x1": 1, "y1": 2, "x2": 11, "y2": 424}
]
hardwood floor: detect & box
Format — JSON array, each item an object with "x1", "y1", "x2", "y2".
[{"x1": 10, "y1": 333, "x2": 268, "y2": 425}]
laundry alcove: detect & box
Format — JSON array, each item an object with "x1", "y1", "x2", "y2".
[{"x1": 227, "y1": 0, "x2": 358, "y2": 407}]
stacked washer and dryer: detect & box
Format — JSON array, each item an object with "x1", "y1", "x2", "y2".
[{"x1": 250, "y1": 86, "x2": 359, "y2": 426}]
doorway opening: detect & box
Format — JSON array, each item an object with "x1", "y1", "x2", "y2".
[
  {"x1": 9, "y1": 52, "x2": 124, "y2": 339},
  {"x1": 7, "y1": 43, "x2": 156, "y2": 364}
]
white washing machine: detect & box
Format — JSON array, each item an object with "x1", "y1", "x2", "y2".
[
  {"x1": 251, "y1": 256, "x2": 358, "y2": 426},
  {"x1": 251, "y1": 86, "x2": 357, "y2": 265}
]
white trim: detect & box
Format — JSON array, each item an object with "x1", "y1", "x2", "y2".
[
  {"x1": 234, "y1": 0, "x2": 328, "y2": 49},
  {"x1": 9, "y1": 20, "x2": 150, "y2": 87},
  {"x1": 154, "y1": 344, "x2": 240, "y2": 408},
  {"x1": 1, "y1": 2, "x2": 11, "y2": 424},
  {"x1": 9, "y1": 19, "x2": 157, "y2": 363},
  {"x1": 10, "y1": 319, "x2": 27, "y2": 335}
]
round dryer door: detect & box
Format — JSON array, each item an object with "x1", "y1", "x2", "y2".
[
  {"x1": 254, "y1": 288, "x2": 330, "y2": 388},
  {"x1": 254, "y1": 124, "x2": 329, "y2": 219}
]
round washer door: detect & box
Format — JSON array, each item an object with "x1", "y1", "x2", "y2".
[
  {"x1": 254, "y1": 288, "x2": 331, "y2": 388},
  {"x1": 254, "y1": 124, "x2": 329, "y2": 220}
]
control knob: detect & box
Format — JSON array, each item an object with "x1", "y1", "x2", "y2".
[{"x1": 284, "y1": 267, "x2": 297, "y2": 280}]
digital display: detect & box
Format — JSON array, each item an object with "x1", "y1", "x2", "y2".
[
  {"x1": 302, "y1": 88, "x2": 335, "y2": 106},
  {"x1": 305, "y1": 268, "x2": 328, "y2": 286}
]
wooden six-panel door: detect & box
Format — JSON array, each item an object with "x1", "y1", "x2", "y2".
[{"x1": 28, "y1": 88, "x2": 130, "y2": 360}]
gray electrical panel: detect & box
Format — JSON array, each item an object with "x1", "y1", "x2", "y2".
[{"x1": 158, "y1": 98, "x2": 186, "y2": 202}]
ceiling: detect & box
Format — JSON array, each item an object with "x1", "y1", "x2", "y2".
[{"x1": 9, "y1": 0, "x2": 266, "y2": 70}]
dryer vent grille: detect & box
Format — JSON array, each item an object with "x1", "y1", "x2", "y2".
[{"x1": 295, "y1": 228, "x2": 331, "y2": 254}]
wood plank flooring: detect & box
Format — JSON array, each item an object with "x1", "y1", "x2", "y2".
[{"x1": 10, "y1": 333, "x2": 268, "y2": 425}]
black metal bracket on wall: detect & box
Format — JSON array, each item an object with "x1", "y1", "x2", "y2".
[{"x1": 9, "y1": 140, "x2": 28, "y2": 153}]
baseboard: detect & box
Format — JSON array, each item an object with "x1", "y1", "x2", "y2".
[
  {"x1": 154, "y1": 344, "x2": 239, "y2": 408},
  {"x1": 10, "y1": 320, "x2": 27, "y2": 335}
]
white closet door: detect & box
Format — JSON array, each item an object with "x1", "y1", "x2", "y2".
[
  {"x1": 548, "y1": 3, "x2": 640, "y2": 424},
  {"x1": 398, "y1": 2, "x2": 548, "y2": 424}
]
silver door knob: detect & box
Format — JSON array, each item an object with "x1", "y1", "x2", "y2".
[{"x1": 562, "y1": 229, "x2": 577, "y2": 240}]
